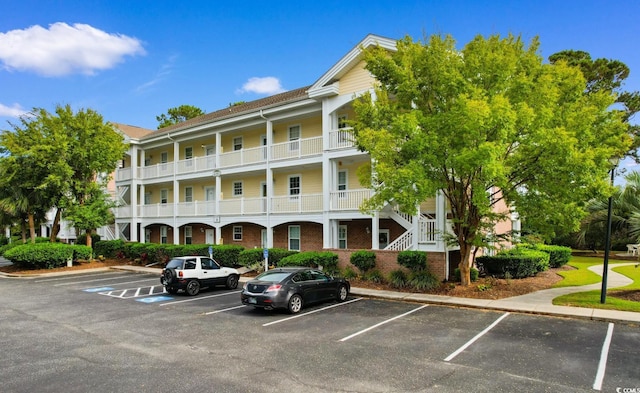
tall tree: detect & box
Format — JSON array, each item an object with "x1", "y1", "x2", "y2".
[
  {"x1": 352, "y1": 34, "x2": 630, "y2": 285},
  {"x1": 549, "y1": 50, "x2": 640, "y2": 159},
  {"x1": 0, "y1": 105, "x2": 128, "y2": 246},
  {"x1": 156, "y1": 105, "x2": 204, "y2": 129}
]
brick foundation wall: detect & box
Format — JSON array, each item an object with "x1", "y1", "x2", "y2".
[{"x1": 330, "y1": 249, "x2": 447, "y2": 281}]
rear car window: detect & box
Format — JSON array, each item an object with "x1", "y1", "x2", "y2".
[
  {"x1": 255, "y1": 271, "x2": 291, "y2": 282},
  {"x1": 166, "y1": 259, "x2": 184, "y2": 269}
]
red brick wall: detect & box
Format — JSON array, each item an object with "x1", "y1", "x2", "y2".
[
  {"x1": 272, "y1": 222, "x2": 323, "y2": 251},
  {"x1": 220, "y1": 224, "x2": 262, "y2": 248},
  {"x1": 330, "y1": 249, "x2": 447, "y2": 281}
]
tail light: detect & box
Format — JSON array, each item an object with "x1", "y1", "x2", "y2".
[
  {"x1": 179, "y1": 271, "x2": 183, "y2": 278},
  {"x1": 265, "y1": 284, "x2": 282, "y2": 292}
]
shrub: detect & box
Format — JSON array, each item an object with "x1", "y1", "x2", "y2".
[
  {"x1": 342, "y1": 266, "x2": 358, "y2": 279},
  {"x1": 94, "y1": 239, "x2": 126, "y2": 258},
  {"x1": 278, "y1": 251, "x2": 339, "y2": 274},
  {"x1": 364, "y1": 269, "x2": 384, "y2": 283},
  {"x1": 408, "y1": 270, "x2": 440, "y2": 291},
  {"x1": 397, "y1": 250, "x2": 427, "y2": 271},
  {"x1": 76, "y1": 233, "x2": 101, "y2": 247},
  {"x1": 476, "y1": 248, "x2": 549, "y2": 279},
  {"x1": 4, "y1": 243, "x2": 90, "y2": 269},
  {"x1": 238, "y1": 248, "x2": 297, "y2": 268},
  {"x1": 388, "y1": 269, "x2": 408, "y2": 288},
  {"x1": 350, "y1": 250, "x2": 376, "y2": 273},
  {"x1": 533, "y1": 244, "x2": 572, "y2": 268},
  {"x1": 453, "y1": 267, "x2": 479, "y2": 282}
]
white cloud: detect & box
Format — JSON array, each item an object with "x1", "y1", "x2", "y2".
[
  {"x1": 0, "y1": 102, "x2": 27, "y2": 118},
  {"x1": 135, "y1": 54, "x2": 178, "y2": 94},
  {"x1": 0, "y1": 22, "x2": 146, "y2": 77},
  {"x1": 238, "y1": 76, "x2": 285, "y2": 95}
]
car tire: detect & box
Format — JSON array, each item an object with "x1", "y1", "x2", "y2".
[
  {"x1": 164, "y1": 269, "x2": 175, "y2": 284},
  {"x1": 185, "y1": 280, "x2": 200, "y2": 296},
  {"x1": 287, "y1": 294, "x2": 303, "y2": 314},
  {"x1": 226, "y1": 274, "x2": 239, "y2": 289},
  {"x1": 337, "y1": 284, "x2": 348, "y2": 302}
]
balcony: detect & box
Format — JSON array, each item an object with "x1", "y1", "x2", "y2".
[
  {"x1": 271, "y1": 137, "x2": 322, "y2": 161},
  {"x1": 271, "y1": 194, "x2": 323, "y2": 213},
  {"x1": 219, "y1": 197, "x2": 266, "y2": 215},
  {"x1": 329, "y1": 189, "x2": 372, "y2": 211},
  {"x1": 220, "y1": 146, "x2": 266, "y2": 168},
  {"x1": 328, "y1": 128, "x2": 355, "y2": 150}
]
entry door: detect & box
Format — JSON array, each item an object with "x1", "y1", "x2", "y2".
[
  {"x1": 261, "y1": 181, "x2": 267, "y2": 212},
  {"x1": 205, "y1": 229, "x2": 215, "y2": 244},
  {"x1": 205, "y1": 187, "x2": 216, "y2": 215},
  {"x1": 379, "y1": 229, "x2": 390, "y2": 249}
]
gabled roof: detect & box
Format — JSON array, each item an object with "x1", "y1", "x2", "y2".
[
  {"x1": 308, "y1": 34, "x2": 396, "y2": 97},
  {"x1": 111, "y1": 122, "x2": 154, "y2": 139}
]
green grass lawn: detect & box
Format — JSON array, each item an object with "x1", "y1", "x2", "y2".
[{"x1": 552, "y1": 256, "x2": 640, "y2": 312}]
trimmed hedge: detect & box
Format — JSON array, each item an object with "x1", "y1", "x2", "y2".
[
  {"x1": 522, "y1": 244, "x2": 572, "y2": 268},
  {"x1": 4, "y1": 243, "x2": 92, "y2": 269},
  {"x1": 397, "y1": 250, "x2": 427, "y2": 271},
  {"x1": 94, "y1": 239, "x2": 126, "y2": 258},
  {"x1": 238, "y1": 248, "x2": 298, "y2": 268},
  {"x1": 278, "y1": 251, "x2": 339, "y2": 274},
  {"x1": 350, "y1": 250, "x2": 376, "y2": 273},
  {"x1": 476, "y1": 248, "x2": 549, "y2": 279}
]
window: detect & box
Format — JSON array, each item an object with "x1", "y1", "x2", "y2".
[
  {"x1": 338, "y1": 170, "x2": 347, "y2": 197},
  {"x1": 160, "y1": 152, "x2": 168, "y2": 164},
  {"x1": 338, "y1": 114, "x2": 348, "y2": 129},
  {"x1": 160, "y1": 226, "x2": 168, "y2": 244},
  {"x1": 160, "y1": 189, "x2": 168, "y2": 204},
  {"x1": 288, "y1": 225, "x2": 300, "y2": 251},
  {"x1": 233, "y1": 226, "x2": 243, "y2": 241},
  {"x1": 144, "y1": 192, "x2": 151, "y2": 205},
  {"x1": 185, "y1": 226, "x2": 192, "y2": 245},
  {"x1": 144, "y1": 157, "x2": 152, "y2": 166},
  {"x1": 185, "y1": 147, "x2": 193, "y2": 160},
  {"x1": 233, "y1": 137, "x2": 243, "y2": 151},
  {"x1": 338, "y1": 225, "x2": 347, "y2": 249},
  {"x1": 233, "y1": 181, "x2": 243, "y2": 196},
  {"x1": 289, "y1": 176, "x2": 300, "y2": 199},
  {"x1": 184, "y1": 187, "x2": 193, "y2": 202},
  {"x1": 288, "y1": 125, "x2": 300, "y2": 150}
]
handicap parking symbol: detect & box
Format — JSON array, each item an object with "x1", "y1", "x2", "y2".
[
  {"x1": 83, "y1": 287, "x2": 115, "y2": 293},
  {"x1": 136, "y1": 296, "x2": 173, "y2": 304}
]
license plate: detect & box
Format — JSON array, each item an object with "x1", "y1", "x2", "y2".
[{"x1": 248, "y1": 297, "x2": 257, "y2": 304}]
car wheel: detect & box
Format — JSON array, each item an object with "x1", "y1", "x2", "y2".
[
  {"x1": 164, "y1": 269, "x2": 175, "y2": 284},
  {"x1": 226, "y1": 274, "x2": 239, "y2": 289},
  {"x1": 287, "y1": 294, "x2": 303, "y2": 314},
  {"x1": 165, "y1": 286, "x2": 178, "y2": 295},
  {"x1": 185, "y1": 280, "x2": 200, "y2": 296},
  {"x1": 337, "y1": 284, "x2": 348, "y2": 302}
]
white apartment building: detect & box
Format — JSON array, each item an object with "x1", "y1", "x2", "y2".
[{"x1": 111, "y1": 34, "x2": 517, "y2": 272}]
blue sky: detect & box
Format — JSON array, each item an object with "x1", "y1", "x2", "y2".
[{"x1": 1, "y1": 0, "x2": 639, "y2": 174}]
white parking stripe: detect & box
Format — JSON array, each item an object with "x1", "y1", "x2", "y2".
[
  {"x1": 55, "y1": 275, "x2": 151, "y2": 286},
  {"x1": 338, "y1": 304, "x2": 428, "y2": 342},
  {"x1": 444, "y1": 312, "x2": 510, "y2": 362},
  {"x1": 35, "y1": 271, "x2": 122, "y2": 283},
  {"x1": 204, "y1": 305, "x2": 248, "y2": 315},
  {"x1": 262, "y1": 298, "x2": 363, "y2": 327},
  {"x1": 593, "y1": 322, "x2": 614, "y2": 391},
  {"x1": 158, "y1": 290, "x2": 241, "y2": 305}
]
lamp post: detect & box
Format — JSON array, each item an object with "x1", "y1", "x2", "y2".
[{"x1": 600, "y1": 159, "x2": 619, "y2": 304}]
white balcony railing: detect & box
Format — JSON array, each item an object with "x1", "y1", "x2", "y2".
[
  {"x1": 329, "y1": 189, "x2": 372, "y2": 210},
  {"x1": 418, "y1": 218, "x2": 437, "y2": 243},
  {"x1": 271, "y1": 194, "x2": 323, "y2": 213},
  {"x1": 140, "y1": 162, "x2": 175, "y2": 179},
  {"x1": 114, "y1": 205, "x2": 132, "y2": 218},
  {"x1": 139, "y1": 203, "x2": 175, "y2": 218},
  {"x1": 271, "y1": 137, "x2": 322, "y2": 161},
  {"x1": 219, "y1": 146, "x2": 266, "y2": 168},
  {"x1": 176, "y1": 156, "x2": 216, "y2": 175},
  {"x1": 328, "y1": 128, "x2": 355, "y2": 150},
  {"x1": 219, "y1": 197, "x2": 266, "y2": 215},
  {"x1": 116, "y1": 167, "x2": 133, "y2": 181},
  {"x1": 176, "y1": 201, "x2": 217, "y2": 216}
]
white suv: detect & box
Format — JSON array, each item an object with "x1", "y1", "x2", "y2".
[{"x1": 160, "y1": 256, "x2": 240, "y2": 296}]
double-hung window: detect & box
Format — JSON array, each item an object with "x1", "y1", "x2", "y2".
[
  {"x1": 288, "y1": 225, "x2": 300, "y2": 251},
  {"x1": 184, "y1": 187, "x2": 193, "y2": 203},
  {"x1": 289, "y1": 176, "x2": 300, "y2": 200},
  {"x1": 288, "y1": 125, "x2": 300, "y2": 151},
  {"x1": 185, "y1": 226, "x2": 192, "y2": 245},
  {"x1": 233, "y1": 137, "x2": 243, "y2": 151},
  {"x1": 233, "y1": 181, "x2": 243, "y2": 197}
]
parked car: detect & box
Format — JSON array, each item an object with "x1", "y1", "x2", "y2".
[
  {"x1": 161, "y1": 256, "x2": 240, "y2": 296},
  {"x1": 241, "y1": 267, "x2": 350, "y2": 314}
]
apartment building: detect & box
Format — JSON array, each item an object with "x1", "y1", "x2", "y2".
[{"x1": 112, "y1": 34, "x2": 518, "y2": 273}]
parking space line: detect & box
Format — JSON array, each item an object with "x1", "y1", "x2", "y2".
[
  {"x1": 35, "y1": 271, "x2": 123, "y2": 283},
  {"x1": 158, "y1": 290, "x2": 241, "y2": 305},
  {"x1": 444, "y1": 312, "x2": 510, "y2": 362},
  {"x1": 55, "y1": 275, "x2": 147, "y2": 286},
  {"x1": 204, "y1": 305, "x2": 248, "y2": 315},
  {"x1": 338, "y1": 304, "x2": 428, "y2": 342},
  {"x1": 263, "y1": 298, "x2": 363, "y2": 327},
  {"x1": 593, "y1": 322, "x2": 614, "y2": 391}
]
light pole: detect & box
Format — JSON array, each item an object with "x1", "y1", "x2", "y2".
[{"x1": 600, "y1": 159, "x2": 619, "y2": 304}]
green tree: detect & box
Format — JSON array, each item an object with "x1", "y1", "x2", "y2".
[
  {"x1": 0, "y1": 105, "x2": 128, "y2": 247},
  {"x1": 351, "y1": 34, "x2": 630, "y2": 285},
  {"x1": 549, "y1": 50, "x2": 640, "y2": 159},
  {"x1": 156, "y1": 105, "x2": 204, "y2": 129},
  {"x1": 64, "y1": 183, "x2": 116, "y2": 248}
]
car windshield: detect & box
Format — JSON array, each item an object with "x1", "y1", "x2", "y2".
[
  {"x1": 255, "y1": 271, "x2": 292, "y2": 283},
  {"x1": 166, "y1": 259, "x2": 184, "y2": 269}
]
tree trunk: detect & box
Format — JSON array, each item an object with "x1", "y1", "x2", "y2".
[
  {"x1": 28, "y1": 213, "x2": 36, "y2": 244},
  {"x1": 50, "y1": 208, "x2": 61, "y2": 242},
  {"x1": 85, "y1": 229, "x2": 92, "y2": 248},
  {"x1": 458, "y1": 241, "x2": 474, "y2": 286},
  {"x1": 20, "y1": 221, "x2": 27, "y2": 243}
]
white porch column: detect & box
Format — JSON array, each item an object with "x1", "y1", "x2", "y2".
[
  {"x1": 130, "y1": 147, "x2": 139, "y2": 242},
  {"x1": 372, "y1": 212, "x2": 380, "y2": 249},
  {"x1": 436, "y1": 190, "x2": 447, "y2": 249}
]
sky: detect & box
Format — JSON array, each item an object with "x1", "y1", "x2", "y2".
[{"x1": 1, "y1": 0, "x2": 639, "y2": 175}]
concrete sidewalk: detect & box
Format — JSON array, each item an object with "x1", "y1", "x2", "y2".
[{"x1": 2, "y1": 261, "x2": 639, "y2": 323}]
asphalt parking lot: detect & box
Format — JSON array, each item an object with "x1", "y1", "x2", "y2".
[{"x1": 1, "y1": 270, "x2": 639, "y2": 392}]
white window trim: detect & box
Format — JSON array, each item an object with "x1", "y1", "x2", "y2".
[
  {"x1": 185, "y1": 226, "x2": 193, "y2": 244},
  {"x1": 233, "y1": 225, "x2": 243, "y2": 241},
  {"x1": 160, "y1": 151, "x2": 169, "y2": 163},
  {"x1": 288, "y1": 225, "x2": 301, "y2": 251},
  {"x1": 233, "y1": 181, "x2": 244, "y2": 197},
  {"x1": 160, "y1": 189, "x2": 169, "y2": 204},
  {"x1": 160, "y1": 226, "x2": 168, "y2": 244},
  {"x1": 338, "y1": 225, "x2": 347, "y2": 249},
  {"x1": 288, "y1": 124, "x2": 301, "y2": 151},
  {"x1": 184, "y1": 186, "x2": 193, "y2": 202},
  {"x1": 288, "y1": 174, "x2": 301, "y2": 199},
  {"x1": 233, "y1": 136, "x2": 243, "y2": 151},
  {"x1": 185, "y1": 146, "x2": 193, "y2": 159}
]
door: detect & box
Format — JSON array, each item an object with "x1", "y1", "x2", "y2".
[
  {"x1": 205, "y1": 229, "x2": 215, "y2": 244},
  {"x1": 261, "y1": 181, "x2": 267, "y2": 212},
  {"x1": 205, "y1": 187, "x2": 216, "y2": 214},
  {"x1": 379, "y1": 229, "x2": 390, "y2": 249}
]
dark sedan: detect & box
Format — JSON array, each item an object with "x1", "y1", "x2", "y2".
[{"x1": 241, "y1": 267, "x2": 350, "y2": 314}]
